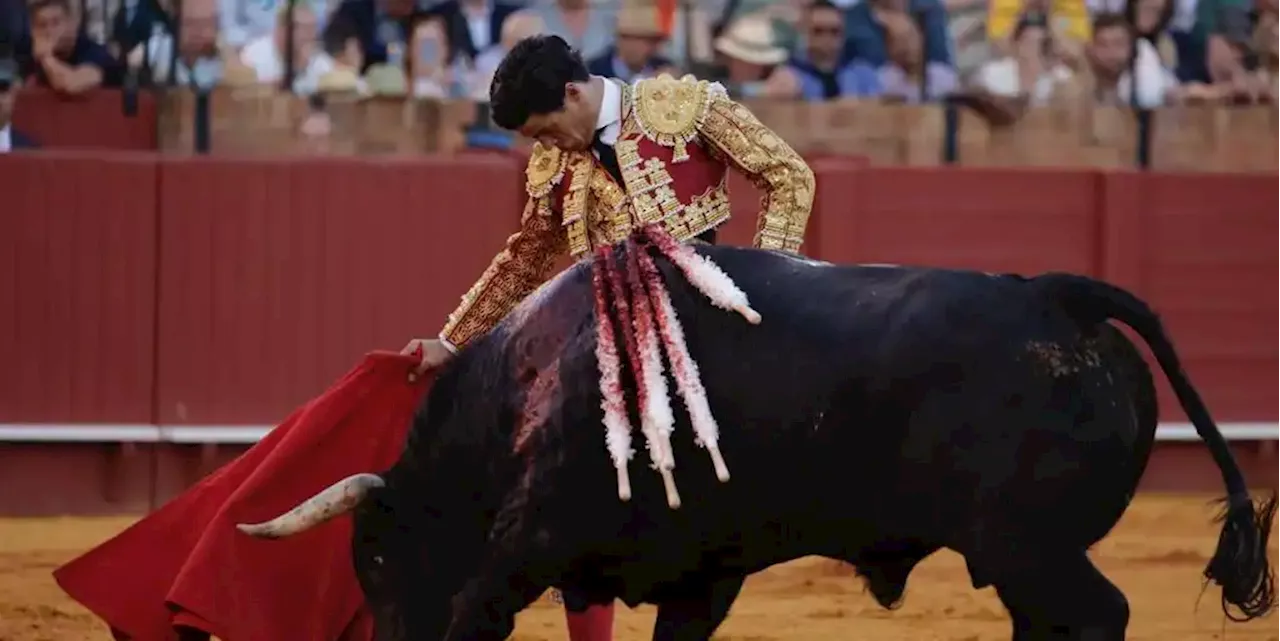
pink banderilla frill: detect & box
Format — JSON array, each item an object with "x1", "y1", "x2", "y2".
[
  {"x1": 625, "y1": 239, "x2": 682, "y2": 509},
  {"x1": 642, "y1": 224, "x2": 761, "y2": 325},
  {"x1": 591, "y1": 246, "x2": 634, "y2": 501},
  {"x1": 591, "y1": 226, "x2": 760, "y2": 507},
  {"x1": 636, "y1": 247, "x2": 731, "y2": 484}
]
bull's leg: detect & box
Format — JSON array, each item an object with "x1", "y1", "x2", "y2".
[
  {"x1": 988, "y1": 551, "x2": 1129, "y2": 641},
  {"x1": 849, "y1": 539, "x2": 940, "y2": 610},
  {"x1": 651, "y1": 575, "x2": 746, "y2": 641},
  {"x1": 561, "y1": 587, "x2": 615, "y2": 641},
  {"x1": 441, "y1": 549, "x2": 547, "y2": 641}
]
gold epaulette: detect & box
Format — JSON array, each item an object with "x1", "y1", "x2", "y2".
[
  {"x1": 525, "y1": 143, "x2": 568, "y2": 198},
  {"x1": 632, "y1": 74, "x2": 728, "y2": 162}
]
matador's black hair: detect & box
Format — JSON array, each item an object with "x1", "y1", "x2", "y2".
[{"x1": 489, "y1": 34, "x2": 590, "y2": 131}]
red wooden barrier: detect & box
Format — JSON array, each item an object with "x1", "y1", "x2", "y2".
[
  {"x1": 1, "y1": 155, "x2": 1276, "y2": 513},
  {"x1": 154, "y1": 155, "x2": 524, "y2": 423},
  {"x1": 0, "y1": 152, "x2": 159, "y2": 423},
  {"x1": 1099, "y1": 172, "x2": 1280, "y2": 421},
  {"x1": 12, "y1": 89, "x2": 160, "y2": 151}
]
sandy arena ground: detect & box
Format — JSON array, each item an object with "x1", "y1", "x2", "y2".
[{"x1": 1, "y1": 494, "x2": 1276, "y2": 641}]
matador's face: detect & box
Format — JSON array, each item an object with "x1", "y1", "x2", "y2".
[{"x1": 517, "y1": 81, "x2": 596, "y2": 152}]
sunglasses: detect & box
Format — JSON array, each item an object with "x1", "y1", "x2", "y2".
[{"x1": 810, "y1": 26, "x2": 843, "y2": 36}]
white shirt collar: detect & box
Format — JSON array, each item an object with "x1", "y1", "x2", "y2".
[
  {"x1": 593, "y1": 75, "x2": 622, "y2": 146},
  {"x1": 0, "y1": 125, "x2": 11, "y2": 153}
]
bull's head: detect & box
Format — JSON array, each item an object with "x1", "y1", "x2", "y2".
[{"x1": 237, "y1": 473, "x2": 452, "y2": 641}]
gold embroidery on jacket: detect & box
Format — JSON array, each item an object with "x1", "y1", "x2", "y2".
[
  {"x1": 441, "y1": 196, "x2": 567, "y2": 348},
  {"x1": 631, "y1": 74, "x2": 722, "y2": 163},
  {"x1": 560, "y1": 153, "x2": 596, "y2": 258},
  {"x1": 696, "y1": 96, "x2": 814, "y2": 252}
]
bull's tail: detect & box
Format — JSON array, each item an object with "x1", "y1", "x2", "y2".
[{"x1": 1035, "y1": 272, "x2": 1277, "y2": 621}]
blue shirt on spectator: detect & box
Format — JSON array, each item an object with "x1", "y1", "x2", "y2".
[
  {"x1": 15, "y1": 32, "x2": 122, "y2": 87},
  {"x1": 786, "y1": 53, "x2": 879, "y2": 101},
  {"x1": 843, "y1": 0, "x2": 952, "y2": 66}
]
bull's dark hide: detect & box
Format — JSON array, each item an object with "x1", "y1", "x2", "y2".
[{"x1": 345, "y1": 243, "x2": 1274, "y2": 641}]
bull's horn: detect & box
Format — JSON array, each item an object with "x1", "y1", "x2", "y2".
[{"x1": 236, "y1": 473, "x2": 385, "y2": 539}]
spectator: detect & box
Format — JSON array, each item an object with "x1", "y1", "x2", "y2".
[
  {"x1": 473, "y1": 9, "x2": 543, "y2": 99},
  {"x1": 324, "y1": 0, "x2": 424, "y2": 73},
  {"x1": 586, "y1": 5, "x2": 675, "y2": 82},
  {"x1": 427, "y1": 0, "x2": 522, "y2": 64},
  {"x1": 973, "y1": 12, "x2": 1072, "y2": 103},
  {"x1": 109, "y1": 0, "x2": 171, "y2": 66},
  {"x1": 139, "y1": 0, "x2": 224, "y2": 89},
  {"x1": 1176, "y1": 0, "x2": 1244, "y2": 82},
  {"x1": 845, "y1": 0, "x2": 954, "y2": 66},
  {"x1": 1124, "y1": 0, "x2": 1179, "y2": 73},
  {"x1": 946, "y1": 0, "x2": 993, "y2": 78},
  {"x1": 0, "y1": 56, "x2": 38, "y2": 151},
  {"x1": 988, "y1": 0, "x2": 1092, "y2": 48},
  {"x1": 240, "y1": 3, "x2": 339, "y2": 93},
  {"x1": 787, "y1": 0, "x2": 879, "y2": 100},
  {"x1": 877, "y1": 10, "x2": 960, "y2": 100},
  {"x1": 526, "y1": 0, "x2": 617, "y2": 62},
  {"x1": 0, "y1": 0, "x2": 25, "y2": 50},
  {"x1": 707, "y1": 0, "x2": 803, "y2": 53},
  {"x1": 1253, "y1": 1, "x2": 1277, "y2": 100},
  {"x1": 15, "y1": 0, "x2": 120, "y2": 93},
  {"x1": 409, "y1": 15, "x2": 450, "y2": 96},
  {"x1": 1083, "y1": 11, "x2": 1178, "y2": 106},
  {"x1": 711, "y1": 12, "x2": 800, "y2": 99},
  {"x1": 1191, "y1": 3, "x2": 1271, "y2": 101},
  {"x1": 220, "y1": 0, "x2": 330, "y2": 54},
  {"x1": 322, "y1": 6, "x2": 366, "y2": 69}
]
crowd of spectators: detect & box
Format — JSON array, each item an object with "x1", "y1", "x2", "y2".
[{"x1": 0, "y1": 0, "x2": 1275, "y2": 147}]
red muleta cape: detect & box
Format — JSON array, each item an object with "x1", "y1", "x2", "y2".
[{"x1": 54, "y1": 352, "x2": 432, "y2": 641}]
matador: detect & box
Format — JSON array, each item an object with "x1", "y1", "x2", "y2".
[{"x1": 402, "y1": 34, "x2": 815, "y2": 641}]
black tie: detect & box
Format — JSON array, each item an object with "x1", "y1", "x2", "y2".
[{"x1": 592, "y1": 130, "x2": 624, "y2": 186}]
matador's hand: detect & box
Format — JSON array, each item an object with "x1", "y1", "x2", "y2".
[{"x1": 400, "y1": 338, "x2": 454, "y2": 381}]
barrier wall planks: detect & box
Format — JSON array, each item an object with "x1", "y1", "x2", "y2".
[
  {"x1": 0, "y1": 153, "x2": 1275, "y2": 514},
  {"x1": 0, "y1": 153, "x2": 159, "y2": 423},
  {"x1": 154, "y1": 155, "x2": 524, "y2": 423}
]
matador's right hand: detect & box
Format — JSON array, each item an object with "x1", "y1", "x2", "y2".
[{"x1": 400, "y1": 338, "x2": 455, "y2": 381}]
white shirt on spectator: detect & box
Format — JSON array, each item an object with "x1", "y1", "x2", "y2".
[
  {"x1": 0, "y1": 125, "x2": 10, "y2": 153},
  {"x1": 975, "y1": 57, "x2": 1073, "y2": 105},
  {"x1": 1115, "y1": 37, "x2": 1178, "y2": 108},
  {"x1": 220, "y1": 0, "x2": 330, "y2": 50},
  {"x1": 464, "y1": 2, "x2": 493, "y2": 52},
  {"x1": 239, "y1": 34, "x2": 338, "y2": 94}
]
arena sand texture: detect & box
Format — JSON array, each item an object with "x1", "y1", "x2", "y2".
[{"x1": 1, "y1": 494, "x2": 1276, "y2": 641}]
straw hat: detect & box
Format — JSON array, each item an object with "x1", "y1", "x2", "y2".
[
  {"x1": 316, "y1": 67, "x2": 361, "y2": 93},
  {"x1": 362, "y1": 63, "x2": 408, "y2": 96},
  {"x1": 714, "y1": 13, "x2": 787, "y2": 65},
  {"x1": 616, "y1": 5, "x2": 665, "y2": 39}
]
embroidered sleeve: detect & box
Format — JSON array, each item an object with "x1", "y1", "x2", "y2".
[
  {"x1": 439, "y1": 195, "x2": 567, "y2": 349},
  {"x1": 697, "y1": 93, "x2": 815, "y2": 253}
]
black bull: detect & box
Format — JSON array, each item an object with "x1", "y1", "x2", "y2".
[{"x1": 238, "y1": 242, "x2": 1276, "y2": 641}]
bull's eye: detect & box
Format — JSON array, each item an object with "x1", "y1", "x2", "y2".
[{"x1": 373, "y1": 555, "x2": 384, "y2": 565}]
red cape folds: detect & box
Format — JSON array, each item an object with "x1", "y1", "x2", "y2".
[{"x1": 53, "y1": 352, "x2": 432, "y2": 641}]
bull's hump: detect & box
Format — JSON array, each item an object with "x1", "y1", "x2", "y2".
[{"x1": 503, "y1": 264, "x2": 587, "y2": 332}]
